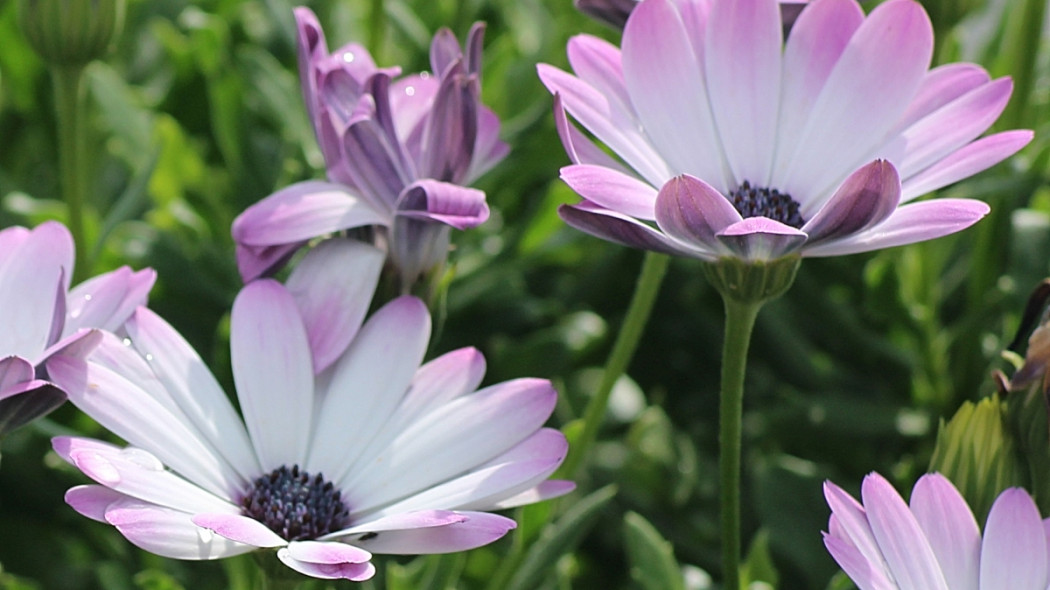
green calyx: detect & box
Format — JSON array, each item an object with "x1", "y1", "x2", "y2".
[
  {"x1": 929, "y1": 394, "x2": 1027, "y2": 523},
  {"x1": 701, "y1": 255, "x2": 801, "y2": 305},
  {"x1": 18, "y1": 0, "x2": 125, "y2": 68}
]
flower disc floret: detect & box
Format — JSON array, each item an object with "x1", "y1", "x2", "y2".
[
  {"x1": 240, "y1": 465, "x2": 350, "y2": 542},
  {"x1": 729, "y1": 181, "x2": 804, "y2": 228}
]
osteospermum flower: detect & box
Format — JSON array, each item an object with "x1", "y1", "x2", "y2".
[
  {"x1": 0, "y1": 221, "x2": 155, "y2": 436},
  {"x1": 232, "y1": 7, "x2": 508, "y2": 291},
  {"x1": 539, "y1": 0, "x2": 1031, "y2": 263},
  {"x1": 824, "y1": 472, "x2": 1050, "y2": 589},
  {"x1": 47, "y1": 240, "x2": 571, "y2": 581}
]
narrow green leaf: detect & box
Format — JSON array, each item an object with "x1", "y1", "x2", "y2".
[
  {"x1": 623, "y1": 511, "x2": 685, "y2": 590},
  {"x1": 505, "y1": 485, "x2": 617, "y2": 590}
]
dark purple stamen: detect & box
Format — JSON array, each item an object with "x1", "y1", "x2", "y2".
[
  {"x1": 239, "y1": 465, "x2": 350, "y2": 541},
  {"x1": 729, "y1": 181, "x2": 805, "y2": 228}
]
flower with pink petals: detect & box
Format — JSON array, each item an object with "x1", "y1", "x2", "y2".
[
  {"x1": 47, "y1": 240, "x2": 571, "y2": 581},
  {"x1": 824, "y1": 472, "x2": 1050, "y2": 589},
  {"x1": 539, "y1": 0, "x2": 1031, "y2": 263},
  {"x1": 0, "y1": 221, "x2": 155, "y2": 436},
  {"x1": 232, "y1": 7, "x2": 508, "y2": 292}
]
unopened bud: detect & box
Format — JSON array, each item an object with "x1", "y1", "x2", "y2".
[
  {"x1": 18, "y1": 0, "x2": 125, "y2": 68},
  {"x1": 928, "y1": 395, "x2": 1027, "y2": 523}
]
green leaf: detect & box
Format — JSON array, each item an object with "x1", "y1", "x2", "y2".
[
  {"x1": 740, "y1": 530, "x2": 778, "y2": 590},
  {"x1": 505, "y1": 485, "x2": 617, "y2": 590},
  {"x1": 623, "y1": 511, "x2": 685, "y2": 590}
]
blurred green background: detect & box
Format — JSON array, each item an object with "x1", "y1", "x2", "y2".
[{"x1": 1, "y1": 0, "x2": 1049, "y2": 588}]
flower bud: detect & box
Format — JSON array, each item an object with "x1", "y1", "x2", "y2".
[
  {"x1": 18, "y1": 0, "x2": 125, "y2": 68},
  {"x1": 928, "y1": 395, "x2": 1027, "y2": 523}
]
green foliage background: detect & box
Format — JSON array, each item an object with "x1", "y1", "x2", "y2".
[{"x1": 1, "y1": 0, "x2": 1049, "y2": 588}]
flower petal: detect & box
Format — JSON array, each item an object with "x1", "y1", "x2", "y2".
[
  {"x1": 715, "y1": 217, "x2": 807, "y2": 261},
  {"x1": 395, "y1": 347, "x2": 486, "y2": 428},
  {"x1": 65, "y1": 484, "x2": 124, "y2": 522},
  {"x1": 979, "y1": 488, "x2": 1048, "y2": 590},
  {"x1": 704, "y1": 0, "x2": 781, "y2": 185},
  {"x1": 55, "y1": 436, "x2": 239, "y2": 515},
  {"x1": 777, "y1": 0, "x2": 933, "y2": 203},
  {"x1": 0, "y1": 221, "x2": 71, "y2": 359},
  {"x1": 562, "y1": 164, "x2": 659, "y2": 220},
  {"x1": 366, "y1": 428, "x2": 568, "y2": 516},
  {"x1": 801, "y1": 160, "x2": 901, "y2": 244},
  {"x1": 775, "y1": 0, "x2": 864, "y2": 182},
  {"x1": 395, "y1": 179, "x2": 489, "y2": 230},
  {"x1": 537, "y1": 63, "x2": 671, "y2": 186},
  {"x1": 342, "y1": 511, "x2": 515, "y2": 555},
  {"x1": 654, "y1": 174, "x2": 742, "y2": 250},
  {"x1": 285, "y1": 240, "x2": 384, "y2": 374},
  {"x1": 235, "y1": 241, "x2": 306, "y2": 283},
  {"x1": 192, "y1": 513, "x2": 288, "y2": 548},
  {"x1": 909, "y1": 473, "x2": 979, "y2": 590},
  {"x1": 64, "y1": 267, "x2": 156, "y2": 336},
  {"x1": 899, "y1": 130, "x2": 1032, "y2": 201},
  {"x1": 861, "y1": 473, "x2": 949, "y2": 590},
  {"x1": 127, "y1": 308, "x2": 260, "y2": 483},
  {"x1": 48, "y1": 354, "x2": 243, "y2": 497},
  {"x1": 802, "y1": 198, "x2": 989, "y2": 257},
  {"x1": 231, "y1": 181, "x2": 388, "y2": 247},
  {"x1": 558, "y1": 202, "x2": 706, "y2": 257},
  {"x1": 286, "y1": 540, "x2": 371, "y2": 565},
  {"x1": 307, "y1": 296, "x2": 430, "y2": 481},
  {"x1": 104, "y1": 498, "x2": 257, "y2": 560},
  {"x1": 276, "y1": 549, "x2": 376, "y2": 581},
  {"x1": 622, "y1": 0, "x2": 727, "y2": 190},
  {"x1": 343, "y1": 378, "x2": 556, "y2": 513},
  {"x1": 232, "y1": 280, "x2": 315, "y2": 470},
  {"x1": 895, "y1": 77, "x2": 1014, "y2": 180},
  {"x1": 550, "y1": 93, "x2": 630, "y2": 172}
]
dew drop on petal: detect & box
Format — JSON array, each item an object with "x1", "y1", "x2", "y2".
[
  {"x1": 144, "y1": 354, "x2": 154, "y2": 362},
  {"x1": 420, "y1": 71, "x2": 430, "y2": 80},
  {"x1": 342, "y1": 52, "x2": 355, "y2": 63},
  {"x1": 122, "y1": 338, "x2": 132, "y2": 347},
  {"x1": 405, "y1": 86, "x2": 415, "y2": 97},
  {"x1": 83, "y1": 294, "x2": 92, "y2": 301}
]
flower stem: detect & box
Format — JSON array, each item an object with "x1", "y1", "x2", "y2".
[
  {"x1": 367, "y1": 0, "x2": 385, "y2": 61},
  {"x1": 560, "y1": 251, "x2": 669, "y2": 478},
  {"x1": 718, "y1": 297, "x2": 762, "y2": 590},
  {"x1": 52, "y1": 64, "x2": 90, "y2": 283}
]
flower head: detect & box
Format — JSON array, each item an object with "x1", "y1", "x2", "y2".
[
  {"x1": 48, "y1": 240, "x2": 570, "y2": 580},
  {"x1": 0, "y1": 221, "x2": 155, "y2": 436},
  {"x1": 539, "y1": 0, "x2": 1031, "y2": 263},
  {"x1": 824, "y1": 472, "x2": 1050, "y2": 589},
  {"x1": 233, "y1": 8, "x2": 508, "y2": 292}
]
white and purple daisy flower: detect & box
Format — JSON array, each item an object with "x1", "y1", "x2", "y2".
[
  {"x1": 233, "y1": 7, "x2": 508, "y2": 291},
  {"x1": 824, "y1": 472, "x2": 1050, "y2": 589},
  {"x1": 539, "y1": 0, "x2": 1031, "y2": 262},
  {"x1": 0, "y1": 221, "x2": 155, "y2": 436},
  {"x1": 47, "y1": 240, "x2": 571, "y2": 581}
]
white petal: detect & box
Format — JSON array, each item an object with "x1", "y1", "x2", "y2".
[
  {"x1": 126, "y1": 308, "x2": 260, "y2": 483},
  {"x1": 232, "y1": 280, "x2": 315, "y2": 470},
  {"x1": 306, "y1": 296, "x2": 430, "y2": 481}
]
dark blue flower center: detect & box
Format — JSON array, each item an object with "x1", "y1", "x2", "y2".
[
  {"x1": 729, "y1": 181, "x2": 805, "y2": 228},
  {"x1": 239, "y1": 465, "x2": 350, "y2": 541}
]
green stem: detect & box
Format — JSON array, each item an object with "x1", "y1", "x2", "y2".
[
  {"x1": 52, "y1": 64, "x2": 90, "y2": 283},
  {"x1": 367, "y1": 0, "x2": 385, "y2": 61},
  {"x1": 718, "y1": 298, "x2": 762, "y2": 590},
  {"x1": 560, "y1": 251, "x2": 670, "y2": 478}
]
